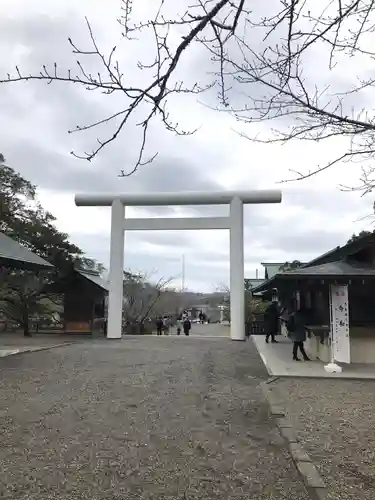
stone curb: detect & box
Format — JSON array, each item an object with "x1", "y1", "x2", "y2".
[
  {"x1": 0, "y1": 343, "x2": 72, "y2": 358},
  {"x1": 261, "y1": 381, "x2": 327, "y2": 500}
]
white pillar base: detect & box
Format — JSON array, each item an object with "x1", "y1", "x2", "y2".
[{"x1": 324, "y1": 362, "x2": 342, "y2": 373}]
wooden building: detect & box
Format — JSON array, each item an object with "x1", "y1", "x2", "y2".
[
  {"x1": 252, "y1": 233, "x2": 375, "y2": 367},
  {"x1": 46, "y1": 269, "x2": 108, "y2": 335},
  {"x1": 0, "y1": 232, "x2": 54, "y2": 332}
]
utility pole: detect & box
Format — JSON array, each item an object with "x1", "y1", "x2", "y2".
[{"x1": 181, "y1": 254, "x2": 185, "y2": 291}]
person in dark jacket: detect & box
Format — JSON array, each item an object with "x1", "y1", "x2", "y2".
[
  {"x1": 265, "y1": 300, "x2": 279, "y2": 343},
  {"x1": 183, "y1": 318, "x2": 191, "y2": 336},
  {"x1": 155, "y1": 317, "x2": 163, "y2": 336},
  {"x1": 288, "y1": 305, "x2": 310, "y2": 361}
]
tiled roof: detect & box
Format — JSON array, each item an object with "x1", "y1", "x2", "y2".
[
  {"x1": 76, "y1": 269, "x2": 109, "y2": 291},
  {"x1": 251, "y1": 259, "x2": 375, "y2": 293},
  {"x1": 245, "y1": 278, "x2": 265, "y2": 289},
  {"x1": 281, "y1": 260, "x2": 375, "y2": 277},
  {"x1": 0, "y1": 232, "x2": 53, "y2": 270},
  {"x1": 301, "y1": 232, "x2": 375, "y2": 268},
  {"x1": 261, "y1": 263, "x2": 284, "y2": 279}
]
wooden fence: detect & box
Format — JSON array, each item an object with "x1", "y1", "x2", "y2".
[{"x1": 246, "y1": 313, "x2": 265, "y2": 336}]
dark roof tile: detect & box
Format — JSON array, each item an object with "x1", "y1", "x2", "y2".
[{"x1": 0, "y1": 232, "x2": 53, "y2": 270}]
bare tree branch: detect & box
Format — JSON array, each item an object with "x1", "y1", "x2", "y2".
[
  {"x1": 0, "y1": 0, "x2": 245, "y2": 174},
  {"x1": 1, "y1": 0, "x2": 375, "y2": 191},
  {"x1": 122, "y1": 270, "x2": 175, "y2": 324}
]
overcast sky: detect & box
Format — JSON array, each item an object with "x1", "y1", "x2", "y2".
[{"x1": 1, "y1": 0, "x2": 373, "y2": 291}]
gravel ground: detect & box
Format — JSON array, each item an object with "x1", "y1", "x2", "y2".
[
  {"x1": 0, "y1": 337, "x2": 309, "y2": 500},
  {"x1": 276, "y1": 378, "x2": 375, "y2": 500}
]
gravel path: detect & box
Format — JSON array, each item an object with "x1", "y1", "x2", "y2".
[
  {"x1": 276, "y1": 378, "x2": 375, "y2": 500},
  {"x1": 0, "y1": 337, "x2": 309, "y2": 499}
]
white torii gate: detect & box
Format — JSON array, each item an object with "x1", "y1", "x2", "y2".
[{"x1": 74, "y1": 190, "x2": 282, "y2": 341}]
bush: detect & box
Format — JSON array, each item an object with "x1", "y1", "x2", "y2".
[{"x1": 123, "y1": 322, "x2": 153, "y2": 335}]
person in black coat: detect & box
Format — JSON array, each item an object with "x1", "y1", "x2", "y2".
[
  {"x1": 183, "y1": 318, "x2": 191, "y2": 336},
  {"x1": 265, "y1": 300, "x2": 279, "y2": 343},
  {"x1": 288, "y1": 305, "x2": 310, "y2": 361},
  {"x1": 155, "y1": 317, "x2": 163, "y2": 336}
]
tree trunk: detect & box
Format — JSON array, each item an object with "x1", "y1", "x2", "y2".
[{"x1": 22, "y1": 311, "x2": 31, "y2": 337}]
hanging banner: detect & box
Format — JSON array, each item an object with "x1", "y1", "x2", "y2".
[{"x1": 330, "y1": 285, "x2": 350, "y2": 364}]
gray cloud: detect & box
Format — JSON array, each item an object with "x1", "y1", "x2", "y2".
[
  {"x1": 283, "y1": 187, "x2": 365, "y2": 215},
  {"x1": 4, "y1": 140, "x2": 222, "y2": 195},
  {"x1": 126, "y1": 231, "x2": 193, "y2": 248},
  {"x1": 268, "y1": 229, "x2": 344, "y2": 255}
]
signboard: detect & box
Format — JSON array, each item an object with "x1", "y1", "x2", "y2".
[
  {"x1": 65, "y1": 321, "x2": 91, "y2": 333},
  {"x1": 329, "y1": 285, "x2": 350, "y2": 364}
]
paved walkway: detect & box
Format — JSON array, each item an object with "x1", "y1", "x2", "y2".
[
  {"x1": 0, "y1": 337, "x2": 309, "y2": 499},
  {"x1": 0, "y1": 333, "x2": 75, "y2": 358},
  {"x1": 252, "y1": 335, "x2": 375, "y2": 379},
  {"x1": 0, "y1": 333, "x2": 74, "y2": 344},
  {"x1": 182, "y1": 322, "x2": 230, "y2": 337}
]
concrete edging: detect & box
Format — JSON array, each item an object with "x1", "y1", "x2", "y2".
[
  {"x1": 0, "y1": 343, "x2": 72, "y2": 359},
  {"x1": 261, "y1": 381, "x2": 327, "y2": 500}
]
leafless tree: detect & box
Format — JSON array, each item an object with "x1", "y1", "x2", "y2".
[
  {"x1": 122, "y1": 270, "x2": 173, "y2": 327},
  {"x1": 222, "y1": 0, "x2": 375, "y2": 197},
  {"x1": 216, "y1": 282, "x2": 230, "y2": 295},
  {"x1": 1, "y1": 1, "x2": 375, "y2": 190},
  {"x1": 0, "y1": 269, "x2": 57, "y2": 336}
]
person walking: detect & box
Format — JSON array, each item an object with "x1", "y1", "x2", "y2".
[
  {"x1": 155, "y1": 317, "x2": 163, "y2": 336},
  {"x1": 163, "y1": 316, "x2": 170, "y2": 335},
  {"x1": 288, "y1": 305, "x2": 310, "y2": 361},
  {"x1": 265, "y1": 300, "x2": 279, "y2": 343},
  {"x1": 176, "y1": 317, "x2": 182, "y2": 335},
  {"x1": 183, "y1": 317, "x2": 191, "y2": 336},
  {"x1": 279, "y1": 301, "x2": 292, "y2": 338}
]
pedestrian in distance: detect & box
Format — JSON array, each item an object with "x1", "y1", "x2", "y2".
[
  {"x1": 155, "y1": 317, "x2": 163, "y2": 336},
  {"x1": 163, "y1": 316, "x2": 170, "y2": 335},
  {"x1": 176, "y1": 317, "x2": 182, "y2": 335},
  {"x1": 183, "y1": 317, "x2": 191, "y2": 336}
]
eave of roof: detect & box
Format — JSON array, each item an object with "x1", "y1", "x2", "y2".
[
  {"x1": 251, "y1": 259, "x2": 375, "y2": 293},
  {"x1": 281, "y1": 260, "x2": 375, "y2": 278},
  {"x1": 42, "y1": 268, "x2": 109, "y2": 294},
  {"x1": 246, "y1": 278, "x2": 264, "y2": 287},
  {"x1": 302, "y1": 232, "x2": 375, "y2": 268},
  {"x1": 0, "y1": 232, "x2": 53, "y2": 271},
  {"x1": 75, "y1": 269, "x2": 109, "y2": 291}
]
